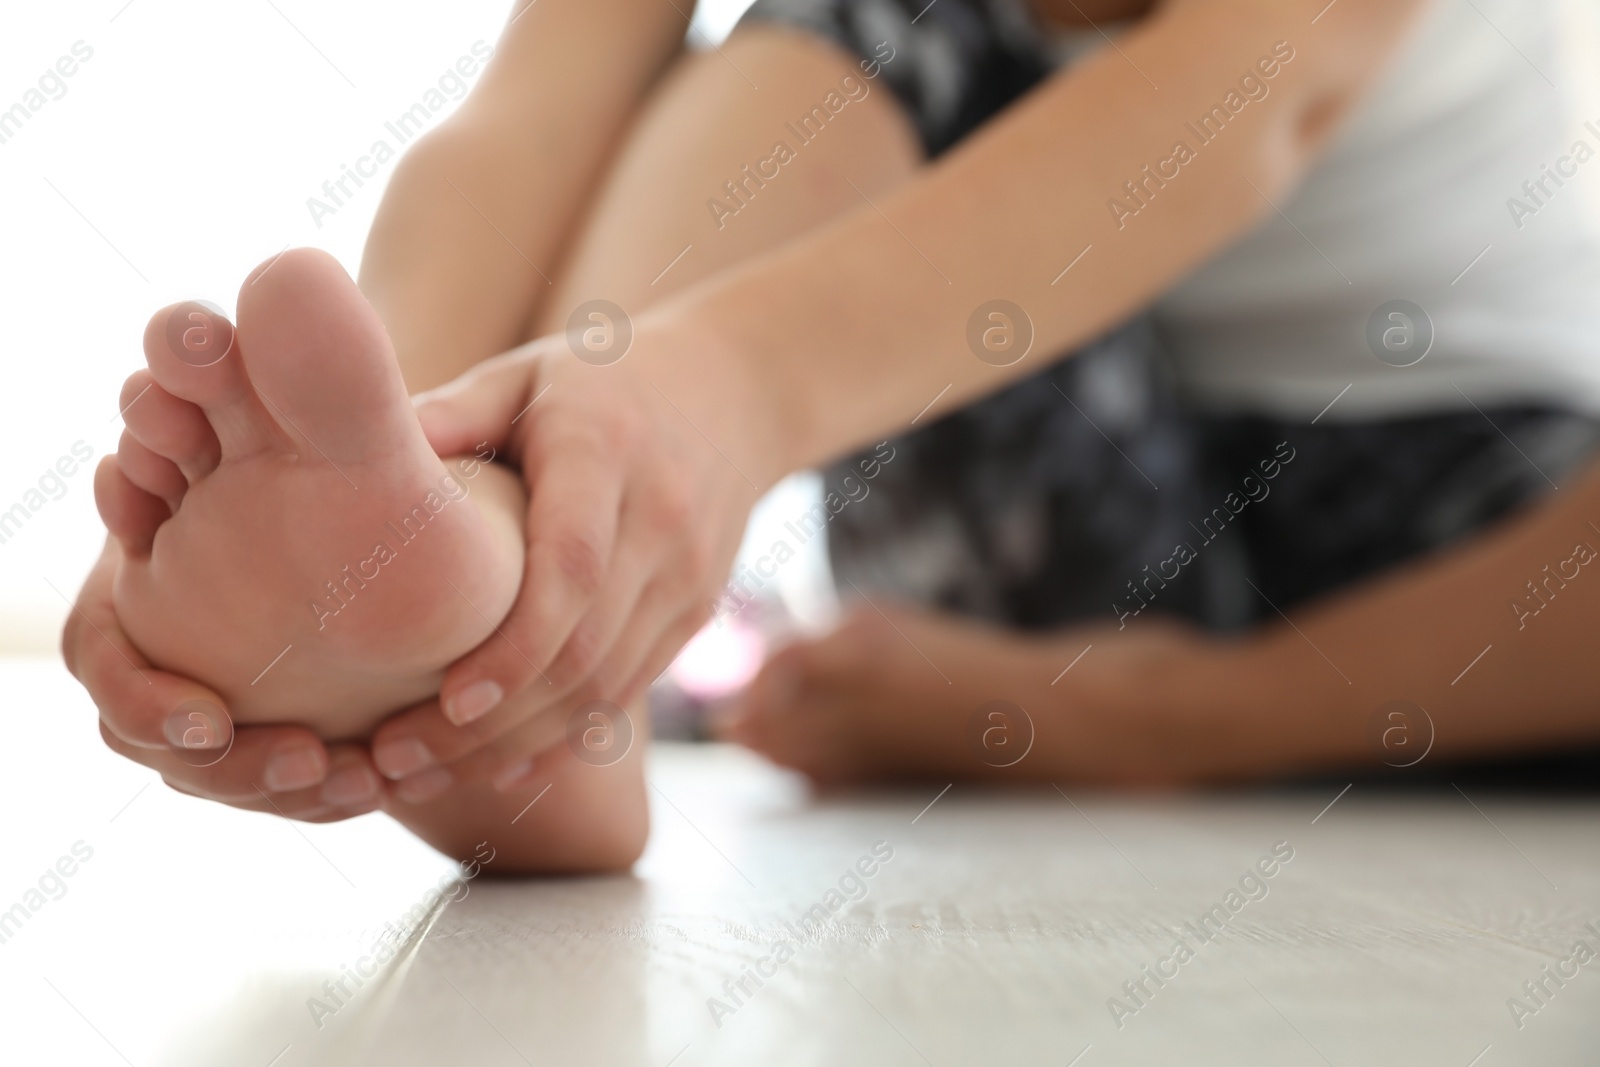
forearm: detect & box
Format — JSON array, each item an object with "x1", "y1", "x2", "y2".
[
  {"x1": 644, "y1": 0, "x2": 1430, "y2": 476},
  {"x1": 1160, "y1": 464, "x2": 1600, "y2": 779},
  {"x1": 359, "y1": 0, "x2": 693, "y2": 393}
]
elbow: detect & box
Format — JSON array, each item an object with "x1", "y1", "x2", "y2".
[{"x1": 1238, "y1": 82, "x2": 1360, "y2": 215}]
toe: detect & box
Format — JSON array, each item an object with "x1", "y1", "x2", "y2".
[
  {"x1": 142, "y1": 301, "x2": 283, "y2": 458},
  {"x1": 722, "y1": 649, "x2": 808, "y2": 739},
  {"x1": 117, "y1": 430, "x2": 187, "y2": 513},
  {"x1": 94, "y1": 455, "x2": 168, "y2": 558},
  {"x1": 119, "y1": 370, "x2": 221, "y2": 481},
  {"x1": 235, "y1": 248, "x2": 417, "y2": 465}
]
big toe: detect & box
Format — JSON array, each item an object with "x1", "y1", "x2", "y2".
[{"x1": 235, "y1": 248, "x2": 417, "y2": 465}]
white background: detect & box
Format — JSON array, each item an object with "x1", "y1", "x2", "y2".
[{"x1": 0, "y1": 0, "x2": 805, "y2": 654}]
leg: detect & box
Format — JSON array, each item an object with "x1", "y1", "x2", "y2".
[
  {"x1": 357, "y1": 1, "x2": 694, "y2": 393},
  {"x1": 727, "y1": 410, "x2": 1600, "y2": 785},
  {"x1": 527, "y1": 25, "x2": 921, "y2": 337},
  {"x1": 317, "y1": 25, "x2": 920, "y2": 833},
  {"x1": 106, "y1": 251, "x2": 527, "y2": 740},
  {"x1": 93, "y1": 26, "x2": 920, "y2": 865},
  {"x1": 97, "y1": 250, "x2": 655, "y2": 870}
]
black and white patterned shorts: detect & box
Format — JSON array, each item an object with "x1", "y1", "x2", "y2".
[{"x1": 738, "y1": 0, "x2": 1600, "y2": 632}]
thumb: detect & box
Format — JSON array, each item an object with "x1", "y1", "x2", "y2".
[{"x1": 413, "y1": 348, "x2": 542, "y2": 458}]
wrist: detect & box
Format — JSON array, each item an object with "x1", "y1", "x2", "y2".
[{"x1": 635, "y1": 301, "x2": 801, "y2": 488}]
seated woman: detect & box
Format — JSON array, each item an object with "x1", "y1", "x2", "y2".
[{"x1": 66, "y1": 0, "x2": 1600, "y2": 872}]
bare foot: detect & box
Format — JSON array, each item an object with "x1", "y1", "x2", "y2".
[
  {"x1": 722, "y1": 604, "x2": 1053, "y2": 783},
  {"x1": 723, "y1": 602, "x2": 1232, "y2": 785},
  {"x1": 98, "y1": 249, "x2": 525, "y2": 742}
]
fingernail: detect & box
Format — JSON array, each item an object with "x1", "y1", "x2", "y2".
[
  {"x1": 164, "y1": 705, "x2": 229, "y2": 749},
  {"x1": 490, "y1": 758, "x2": 535, "y2": 793},
  {"x1": 320, "y1": 764, "x2": 380, "y2": 808},
  {"x1": 395, "y1": 767, "x2": 454, "y2": 804},
  {"x1": 263, "y1": 746, "x2": 325, "y2": 792},
  {"x1": 445, "y1": 680, "x2": 503, "y2": 725},
  {"x1": 374, "y1": 737, "x2": 434, "y2": 779}
]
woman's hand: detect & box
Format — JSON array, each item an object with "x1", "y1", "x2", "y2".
[
  {"x1": 371, "y1": 318, "x2": 774, "y2": 789},
  {"x1": 65, "y1": 537, "x2": 382, "y2": 822}
]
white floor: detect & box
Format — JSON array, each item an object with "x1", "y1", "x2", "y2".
[{"x1": 2, "y1": 656, "x2": 1596, "y2": 1066}]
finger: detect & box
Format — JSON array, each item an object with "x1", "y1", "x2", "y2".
[
  {"x1": 160, "y1": 775, "x2": 318, "y2": 817},
  {"x1": 161, "y1": 776, "x2": 346, "y2": 820},
  {"x1": 67, "y1": 540, "x2": 339, "y2": 808},
  {"x1": 614, "y1": 603, "x2": 713, "y2": 707},
  {"x1": 587, "y1": 565, "x2": 709, "y2": 703},
  {"x1": 443, "y1": 693, "x2": 598, "y2": 795},
  {"x1": 116, "y1": 430, "x2": 187, "y2": 513},
  {"x1": 93, "y1": 455, "x2": 168, "y2": 559},
  {"x1": 535, "y1": 505, "x2": 659, "y2": 695},
  {"x1": 67, "y1": 540, "x2": 236, "y2": 752},
  {"x1": 438, "y1": 442, "x2": 624, "y2": 724},
  {"x1": 99, "y1": 718, "x2": 334, "y2": 804},
  {"x1": 412, "y1": 346, "x2": 543, "y2": 459},
  {"x1": 581, "y1": 581, "x2": 679, "y2": 703},
  {"x1": 161, "y1": 754, "x2": 381, "y2": 823},
  {"x1": 371, "y1": 684, "x2": 573, "y2": 782},
  {"x1": 721, "y1": 640, "x2": 816, "y2": 734},
  {"x1": 311, "y1": 745, "x2": 385, "y2": 812},
  {"x1": 588, "y1": 472, "x2": 738, "y2": 704}
]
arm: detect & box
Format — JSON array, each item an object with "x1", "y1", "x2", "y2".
[
  {"x1": 1134, "y1": 461, "x2": 1600, "y2": 781},
  {"x1": 403, "y1": 0, "x2": 1438, "y2": 745},
  {"x1": 359, "y1": 0, "x2": 694, "y2": 392},
  {"x1": 650, "y1": 0, "x2": 1435, "y2": 476},
  {"x1": 727, "y1": 462, "x2": 1600, "y2": 785},
  {"x1": 70, "y1": 5, "x2": 679, "y2": 856}
]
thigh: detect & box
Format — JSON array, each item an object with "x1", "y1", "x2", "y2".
[
  {"x1": 824, "y1": 318, "x2": 1234, "y2": 631},
  {"x1": 800, "y1": 0, "x2": 1231, "y2": 633},
  {"x1": 529, "y1": 23, "x2": 923, "y2": 339},
  {"x1": 1212, "y1": 408, "x2": 1600, "y2": 615}
]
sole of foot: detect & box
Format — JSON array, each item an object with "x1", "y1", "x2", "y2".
[{"x1": 100, "y1": 248, "x2": 524, "y2": 741}]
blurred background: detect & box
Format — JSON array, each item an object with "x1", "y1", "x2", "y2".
[
  {"x1": 0, "y1": 0, "x2": 828, "y2": 729},
  {"x1": 5, "y1": 9, "x2": 1599, "y2": 1066}
]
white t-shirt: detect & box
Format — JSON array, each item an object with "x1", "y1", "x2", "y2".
[{"x1": 1152, "y1": 0, "x2": 1600, "y2": 420}]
